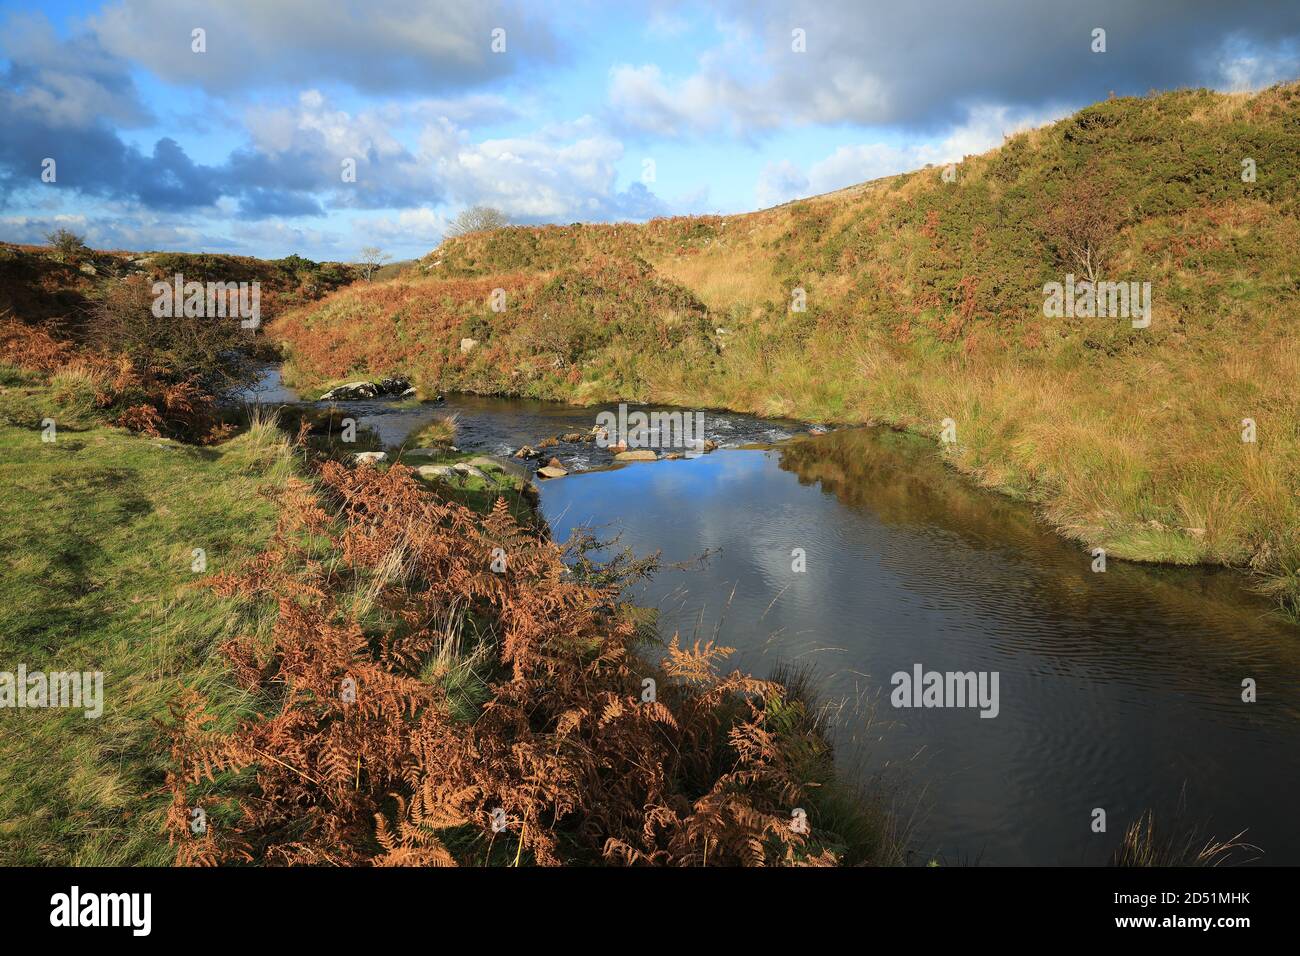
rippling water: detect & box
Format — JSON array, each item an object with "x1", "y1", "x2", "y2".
[
  {"x1": 235, "y1": 366, "x2": 1300, "y2": 864},
  {"x1": 539, "y1": 430, "x2": 1300, "y2": 865}
]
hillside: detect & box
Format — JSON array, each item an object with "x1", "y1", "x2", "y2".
[
  {"x1": 270, "y1": 82, "x2": 1300, "y2": 615},
  {"x1": 0, "y1": 242, "x2": 358, "y2": 333}
]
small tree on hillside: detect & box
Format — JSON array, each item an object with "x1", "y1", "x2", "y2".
[
  {"x1": 1040, "y1": 177, "x2": 1123, "y2": 283},
  {"x1": 357, "y1": 246, "x2": 391, "y2": 281},
  {"x1": 46, "y1": 228, "x2": 90, "y2": 264},
  {"x1": 446, "y1": 206, "x2": 509, "y2": 238}
]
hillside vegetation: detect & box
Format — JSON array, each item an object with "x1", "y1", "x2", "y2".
[{"x1": 271, "y1": 83, "x2": 1300, "y2": 613}]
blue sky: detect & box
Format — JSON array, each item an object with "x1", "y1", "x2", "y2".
[{"x1": 2, "y1": 0, "x2": 1298, "y2": 261}]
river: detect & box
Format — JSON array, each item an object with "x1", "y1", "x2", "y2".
[{"x1": 237, "y1": 366, "x2": 1300, "y2": 865}]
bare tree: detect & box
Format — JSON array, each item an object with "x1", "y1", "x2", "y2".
[
  {"x1": 1040, "y1": 177, "x2": 1123, "y2": 283},
  {"x1": 445, "y1": 206, "x2": 509, "y2": 238},
  {"x1": 357, "y1": 246, "x2": 392, "y2": 281}
]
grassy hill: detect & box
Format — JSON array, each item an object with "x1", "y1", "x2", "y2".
[{"x1": 270, "y1": 82, "x2": 1300, "y2": 614}]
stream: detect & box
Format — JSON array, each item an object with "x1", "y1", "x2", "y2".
[{"x1": 237, "y1": 365, "x2": 1300, "y2": 865}]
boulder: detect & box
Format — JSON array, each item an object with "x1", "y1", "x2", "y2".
[
  {"x1": 702, "y1": 439, "x2": 720, "y2": 453},
  {"x1": 614, "y1": 449, "x2": 657, "y2": 462},
  {"x1": 536, "y1": 465, "x2": 568, "y2": 479},
  {"x1": 354, "y1": 451, "x2": 387, "y2": 465},
  {"x1": 513, "y1": 445, "x2": 539, "y2": 459},
  {"x1": 417, "y1": 464, "x2": 455, "y2": 479},
  {"x1": 377, "y1": 376, "x2": 412, "y2": 394},
  {"x1": 452, "y1": 462, "x2": 488, "y2": 480},
  {"x1": 321, "y1": 381, "x2": 380, "y2": 401},
  {"x1": 560, "y1": 433, "x2": 582, "y2": 443},
  {"x1": 460, "y1": 338, "x2": 478, "y2": 353},
  {"x1": 546, "y1": 457, "x2": 564, "y2": 470},
  {"x1": 320, "y1": 378, "x2": 412, "y2": 401}
]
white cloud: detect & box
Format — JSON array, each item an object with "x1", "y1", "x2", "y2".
[
  {"x1": 756, "y1": 104, "x2": 1066, "y2": 207},
  {"x1": 1215, "y1": 37, "x2": 1300, "y2": 91},
  {"x1": 755, "y1": 160, "x2": 808, "y2": 208},
  {"x1": 229, "y1": 90, "x2": 668, "y2": 223},
  {"x1": 355, "y1": 208, "x2": 448, "y2": 247}
]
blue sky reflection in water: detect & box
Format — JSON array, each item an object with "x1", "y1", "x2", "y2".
[{"x1": 539, "y1": 428, "x2": 1300, "y2": 865}]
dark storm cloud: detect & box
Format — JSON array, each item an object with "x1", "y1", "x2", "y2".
[
  {"x1": 234, "y1": 187, "x2": 326, "y2": 220},
  {"x1": 614, "y1": 0, "x2": 1300, "y2": 137},
  {"x1": 0, "y1": 95, "x2": 224, "y2": 211},
  {"x1": 0, "y1": 18, "x2": 428, "y2": 217},
  {"x1": 88, "y1": 0, "x2": 561, "y2": 96},
  {"x1": 785, "y1": 0, "x2": 1300, "y2": 124}
]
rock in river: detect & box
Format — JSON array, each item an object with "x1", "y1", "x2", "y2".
[{"x1": 323, "y1": 381, "x2": 380, "y2": 400}]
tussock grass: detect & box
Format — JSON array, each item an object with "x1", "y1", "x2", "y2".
[
  {"x1": 406, "y1": 413, "x2": 458, "y2": 449},
  {"x1": 0, "y1": 379, "x2": 294, "y2": 864},
  {"x1": 1111, "y1": 808, "x2": 1258, "y2": 867}
]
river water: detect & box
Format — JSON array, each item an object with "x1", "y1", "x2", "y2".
[{"x1": 238, "y1": 367, "x2": 1300, "y2": 865}]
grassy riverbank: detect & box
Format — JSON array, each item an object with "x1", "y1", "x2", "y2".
[
  {"x1": 271, "y1": 83, "x2": 1300, "y2": 615},
  {"x1": 0, "y1": 359, "x2": 898, "y2": 865},
  {"x1": 0, "y1": 377, "x2": 292, "y2": 864}
]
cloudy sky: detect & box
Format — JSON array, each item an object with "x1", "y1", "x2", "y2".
[{"x1": 2, "y1": 0, "x2": 1298, "y2": 261}]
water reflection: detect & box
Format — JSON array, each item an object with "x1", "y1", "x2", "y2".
[{"x1": 540, "y1": 427, "x2": 1300, "y2": 865}]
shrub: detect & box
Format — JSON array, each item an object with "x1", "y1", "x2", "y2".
[
  {"x1": 164, "y1": 462, "x2": 871, "y2": 866},
  {"x1": 88, "y1": 274, "x2": 253, "y2": 390},
  {"x1": 45, "y1": 228, "x2": 89, "y2": 264}
]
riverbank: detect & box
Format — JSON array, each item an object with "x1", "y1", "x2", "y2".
[
  {"x1": 270, "y1": 83, "x2": 1300, "y2": 618},
  {"x1": 0, "y1": 364, "x2": 901, "y2": 865}
]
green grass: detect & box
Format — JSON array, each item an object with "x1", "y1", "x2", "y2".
[{"x1": 0, "y1": 380, "x2": 296, "y2": 864}]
